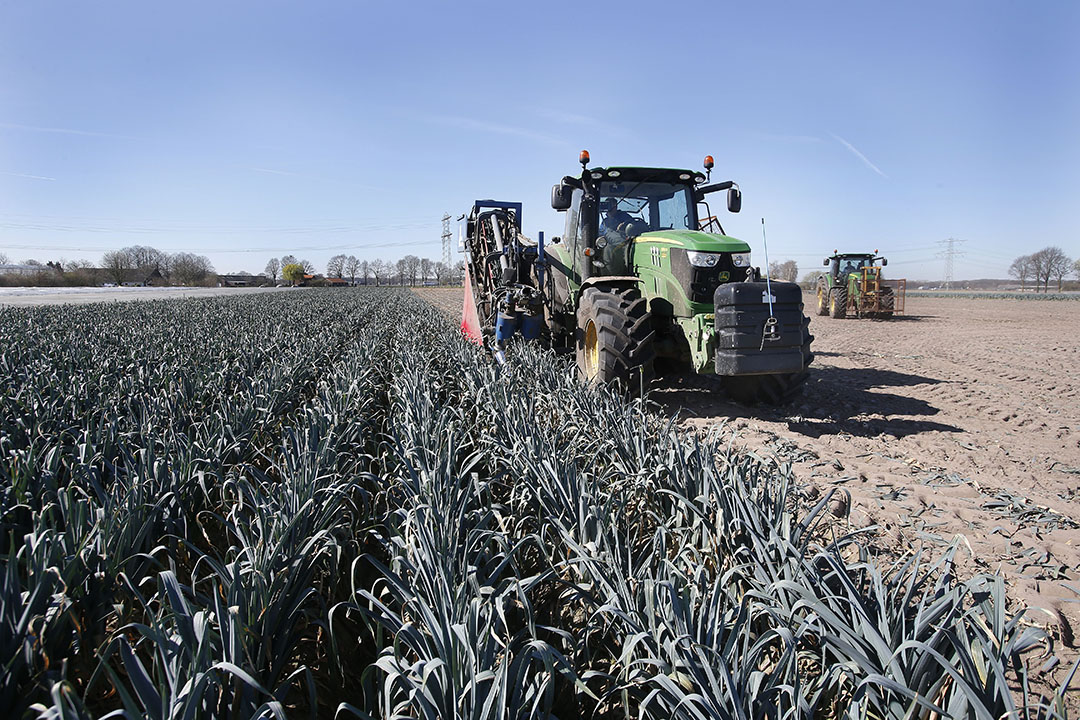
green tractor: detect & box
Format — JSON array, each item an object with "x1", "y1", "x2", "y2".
[
  {"x1": 462, "y1": 152, "x2": 813, "y2": 404},
  {"x1": 815, "y1": 251, "x2": 904, "y2": 319}
]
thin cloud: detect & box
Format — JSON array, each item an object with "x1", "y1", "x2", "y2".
[
  {"x1": 751, "y1": 131, "x2": 823, "y2": 144},
  {"x1": 830, "y1": 133, "x2": 887, "y2": 178},
  {"x1": 431, "y1": 115, "x2": 566, "y2": 147},
  {"x1": 534, "y1": 109, "x2": 633, "y2": 138},
  {"x1": 0, "y1": 170, "x2": 56, "y2": 181},
  {"x1": 0, "y1": 122, "x2": 133, "y2": 140},
  {"x1": 252, "y1": 167, "x2": 302, "y2": 176}
]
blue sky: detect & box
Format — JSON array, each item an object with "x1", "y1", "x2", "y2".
[{"x1": 1, "y1": 1, "x2": 1077, "y2": 280}]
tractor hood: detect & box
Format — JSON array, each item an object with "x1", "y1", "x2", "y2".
[{"x1": 635, "y1": 230, "x2": 751, "y2": 253}]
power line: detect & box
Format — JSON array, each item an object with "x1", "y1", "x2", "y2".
[{"x1": 0, "y1": 238, "x2": 442, "y2": 255}]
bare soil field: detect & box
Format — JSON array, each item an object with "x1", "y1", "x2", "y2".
[
  {"x1": 417, "y1": 287, "x2": 1080, "y2": 666},
  {"x1": 0, "y1": 284, "x2": 294, "y2": 306}
]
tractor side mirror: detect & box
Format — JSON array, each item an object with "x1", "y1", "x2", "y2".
[
  {"x1": 551, "y1": 184, "x2": 572, "y2": 211},
  {"x1": 823, "y1": 258, "x2": 830, "y2": 266},
  {"x1": 727, "y1": 187, "x2": 742, "y2": 213},
  {"x1": 881, "y1": 258, "x2": 888, "y2": 266}
]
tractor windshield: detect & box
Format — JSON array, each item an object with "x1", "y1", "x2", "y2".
[
  {"x1": 599, "y1": 181, "x2": 695, "y2": 234},
  {"x1": 833, "y1": 256, "x2": 874, "y2": 277}
]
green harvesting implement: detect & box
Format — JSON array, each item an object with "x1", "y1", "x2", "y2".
[
  {"x1": 816, "y1": 250, "x2": 906, "y2": 319},
  {"x1": 461, "y1": 152, "x2": 813, "y2": 404}
]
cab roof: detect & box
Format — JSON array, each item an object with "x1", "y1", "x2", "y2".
[{"x1": 590, "y1": 166, "x2": 707, "y2": 185}]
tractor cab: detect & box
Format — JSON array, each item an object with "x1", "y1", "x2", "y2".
[
  {"x1": 550, "y1": 155, "x2": 746, "y2": 287},
  {"x1": 828, "y1": 254, "x2": 875, "y2": 281}
]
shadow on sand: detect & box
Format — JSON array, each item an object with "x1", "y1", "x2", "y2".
[{"x1": 650, "y1": 365, "x2": 962, "y2": 440}]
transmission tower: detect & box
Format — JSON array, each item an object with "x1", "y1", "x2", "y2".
[
  {"x1": 936, "y1": 237, "x2": 966, "y2": 289},
  {"x1": 441, "y1": 213, "x2": 452, "y2": 266}
]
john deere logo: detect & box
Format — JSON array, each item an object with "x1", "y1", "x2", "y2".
[{"x1": 718, "y1": 271, "x2": 730, "y2": 281}]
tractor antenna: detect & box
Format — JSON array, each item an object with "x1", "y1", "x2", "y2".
[{"x1": 759, "y1": 218, "x2": 778, "y2": 349}]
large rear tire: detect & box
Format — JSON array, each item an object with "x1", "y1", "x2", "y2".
[
  {"x1": 878, "y1": 286, "x2": 895, "y2": 318},
  {"x1": 576, "y1": 286, "x2": 655, "y2": 395},
  {"x1": 816, "y1": 280, "x2": 830, "y2": 316},
  {"x1": 829, "y1": 287, "x2": 847, "y2": 318}
]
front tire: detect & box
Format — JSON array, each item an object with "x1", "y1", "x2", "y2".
[
  {"x1": 576, "y1": 286, "x2": 655, "y2": 395},
  {"x1": 829, "y1": 287, "x2": 847, "y2": 318}
]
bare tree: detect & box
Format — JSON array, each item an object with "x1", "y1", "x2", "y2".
[
  {"x1": 359, "y1": 259, "x2": 371, "y2": 285},
  {"x1": 265, "y1": 257, "x2": 280, "y2": 283},
  {"x1": 171, "y1": 252, "x2": 215, "y2": 285},
  {"x1": 1029, "y1": 249, "x2": 1049, "y2": 293},
  {"x1": 1008, "y1": 255, "x2": 1033, "y2": 291},
  {"x1": 301, "y1": 259, "x2": 315, "y2": 275},
  {"x1": 1030, "y1": 246, "x2": 1070, "y2": 292},
  {"x1": 433, "y1": 261, "x2": 450, "y2": 286},
  {"x1": 0, "y1": 252, "x2": 9, "y2": 265},
  {"x1": 1074, "y1": 258, "x2": 1080, "y2": 282},
  {"x1": 403, "y1": 255, "x2": 421, "y2": 286},
  {"x1": 326, "y1": 254, "x2": 347, "y2": 279},
  {"x1": 370, "y1": 259, "x2": 387, "y2": 286},
  {"x1": 453, "y1": 260, "x2": 466, "y2": 285},
  {"x1": 1047, "y1": 247, "x2": 1072, "y2": 291},
  {"x1": 801, "y1": 270, "x2": 825, "y2": 290},
  {"x1": 420, "y1": 257, "x2": 433, "y2": 285},
  {"x1": 768, "y1": 259, "x2": 798, "y2": 282},
  {"x1": 344, "y1": 255, "x2": 360, "y2": 285},
  {"x1": 102, "y1": 249, "x2": 133, "y2": 284},
  {"x1": 395, "y1": 258, "x2": 407, "y2": 286},
  {"x1": 125, "y1": 245, "x2": 168, "y2": 272}
]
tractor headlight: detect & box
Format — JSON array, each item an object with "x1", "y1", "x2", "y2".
[
  {"x1": 730, "y1": 252, "x2": 751, "y2": 267},
  {"x1": 595, "y1": 235, "x2": 608, "y2": 249},
  {"x1": 686, "y1": 251, "x2": 721, "y2": 268}
]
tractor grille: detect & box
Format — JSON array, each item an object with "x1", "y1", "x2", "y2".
[{"x1": 670, "y1": 249, "x2": 750, "y2": 303}]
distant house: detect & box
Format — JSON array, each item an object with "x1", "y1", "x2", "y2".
[
  {"x1": 326, "y1": 277, "x2": 349, "y2": 287},
  {"x1": 218, "y1": 274, "x2": 258, "y2": 287},
  {"x1": 143, "y1": 268, "x2": 168, "y2": 286},
  {"x1": 0, "y1": 264, "x2": 42, "y2": 277},
  {"x1": 299, "y1": 274, "x2": 330, "y2": 287}
]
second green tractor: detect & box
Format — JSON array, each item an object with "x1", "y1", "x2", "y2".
[{"x1": 815, "y1": 251, "x2": 906, "y2": 319}]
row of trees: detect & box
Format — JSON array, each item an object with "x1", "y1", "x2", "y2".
[
  {"x1": 264, "y1": 254, "x2": 465, "y2": 287},
  {"x1": 100, "y1": 245, "x2": 215, "y2": 285},
  {"x1": 1008, "y1": 246, "x2": 1077, "y2": 292},
  {"x1": 0, "y1": 247, "x2": 216, "y2": 287}
]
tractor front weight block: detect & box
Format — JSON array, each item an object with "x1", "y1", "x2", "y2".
[{"x1": 714, "y1": 281, "x2": 809, "y2": 376}]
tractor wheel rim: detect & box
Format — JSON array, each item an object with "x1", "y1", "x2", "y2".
[{"x1": 585, "y1": 321, "x2": 599, "y2": 379}]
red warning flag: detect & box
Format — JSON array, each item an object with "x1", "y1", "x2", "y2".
[{"x1": 461, "y1": 270, "x2": 482, "y2": 343}]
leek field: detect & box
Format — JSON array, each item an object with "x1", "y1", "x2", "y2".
[{"x1": 1, "y1": 288, "x2": 1073, "y2": 719}]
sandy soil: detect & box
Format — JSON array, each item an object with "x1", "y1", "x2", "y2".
[
  {"x1": 0, "y1": 285, "x2": 295, "y2": 307},
  {"x1": 416, "y1": 287, "x2": 1080, "y2": 675}
]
